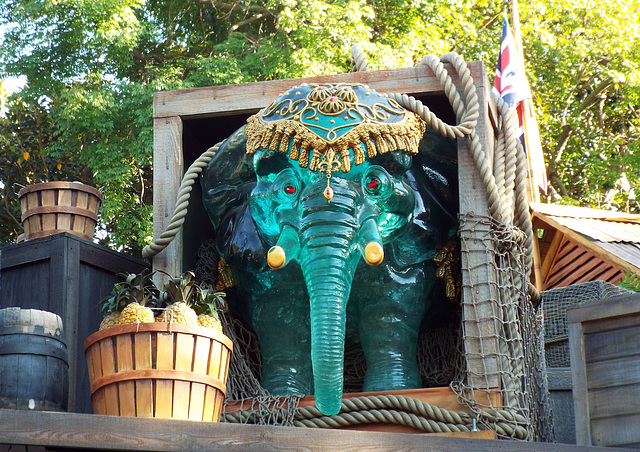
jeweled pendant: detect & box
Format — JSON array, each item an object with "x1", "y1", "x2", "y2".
[{"x1": 324, "y1": 185, "x2": 334, "y2": 202}]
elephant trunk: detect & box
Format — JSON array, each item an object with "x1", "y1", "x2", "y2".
[{"x1": 298, "y1": 185, "x2": 359, "y2": 415}]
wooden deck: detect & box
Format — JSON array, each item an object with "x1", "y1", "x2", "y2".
[{"x1": 0, "y1": 409, "x2": 628, "y2": 451}]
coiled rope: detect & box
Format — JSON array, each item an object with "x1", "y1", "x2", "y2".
[
  {"x1": 222, "y1": 394, "x2": 529, "y2": 439},
  {"x1": 142, "y1": 45, "x2": 540, "y2": 438}
]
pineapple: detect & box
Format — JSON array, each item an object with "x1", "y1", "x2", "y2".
[
  {"x1": 97, "y1": 269, "x2": 159, "y2": 329},
  {"x1": 119, "y1": 301, "x2": 155, "y2": 325},
  {"x1": 157, "y1": 272, "x2": 200, "y2": 325},
  {"x1": 194, "y1": 290, "x2": 226, "y2": 332},
  {"x1": 197, "y1": 312, "x2": 222, "y2": 331},
  {"x1": 158, "y1": 301, "x2": 197, "y2": 325},
  {"x1": 99, "y1": 311, "x2": 121, "y2": 330}
]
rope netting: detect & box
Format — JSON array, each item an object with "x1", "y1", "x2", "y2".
[
  {"x1": 145, "y1": 44, "x2": 558, "y2": 441},
  {"x1": 542, "y1": 281, "x2": 632, "y2": 368}
]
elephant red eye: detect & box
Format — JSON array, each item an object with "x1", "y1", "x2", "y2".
[
  {"x1": 366, "y1": 177, "x2": 380, "y2": 190},
  {"x1": 284, "y1": 185, "x2": 296, "y2": 195}
]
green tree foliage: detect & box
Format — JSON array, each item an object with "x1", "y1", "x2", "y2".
[{"x1": 1, "y1": 0, "x2": 639, "y2": 253}]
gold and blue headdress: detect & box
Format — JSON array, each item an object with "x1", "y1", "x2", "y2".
[{"x1": 246, "y1": 83, "x2": 425, "y2": 200}]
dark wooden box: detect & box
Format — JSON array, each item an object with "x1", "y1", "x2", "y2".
[
  {"x1": 568, "y1": 293, "x2": 640, "y2": 448},
  {"x1": 0, "y1": 233, "x2": 149, "y2": 413}
]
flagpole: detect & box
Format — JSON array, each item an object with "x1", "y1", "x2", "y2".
[{"x1": 507, "y1": 0, "x2": 545, "y2": 291}]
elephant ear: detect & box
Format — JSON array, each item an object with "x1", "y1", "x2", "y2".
[
  {"x1": 201, "y1": 125, "x2": 268, "y2": 272},
  {"x1": 391, "y1": 129, "x2": 459, "y2": 267}
]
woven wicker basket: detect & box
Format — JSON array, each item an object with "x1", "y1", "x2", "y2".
[
  {"x1": 18, "y1": 181, "x2": 102, "y2": 241},
  {"x1": 84, "y1": 322, "x2": 232, "y2": 421}
]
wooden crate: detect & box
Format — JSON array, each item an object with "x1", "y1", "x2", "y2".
[
  {"x1": 0, "y1": 233, "x2": 149, "y2": 414},
  {"x1": 568, "y1": 293, "x2": 640, "y2": 448},
  {"x1": 152, "y1": 63, "x2": 500, "y2": 393}
]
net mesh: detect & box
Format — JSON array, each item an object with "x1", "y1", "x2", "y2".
[
  {"x1": 542, "y1": 280, "x2": 632, "y2": 368},
  {"x1": 455, "y1": 213, "x2": 553, "y2": 441}
]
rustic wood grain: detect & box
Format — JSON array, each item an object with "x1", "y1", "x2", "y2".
[
  {"x1": 152, "y1": 116, "x2": 183, "y2": 280},
  {"x1": 0, "y1": 408, "x2": 625, "y2": 452},
  {"x1": 587, "y1": 383, "x2": 640, "y2": 420},
  {"x1": 134, "y1": 332, "x2": 154, "y2": 418},
  {"x1": 155, "y1": 331, "x2": 174, "y2": 419},
  {"x1": 568, "y1": 321, "x2": 590, "y2": 446},
  {"x1": 116, "y1": 334, "x2": 136, "y2": 417},
  {"x1": 153, "y1": 64, "x2": 485, "y2": 120},
  {"x1": 568, "y1": 293, "x2": 640, "y2": 447},
  {"x1": 567, "y1": 293, "x2": 640, "y2": 324},
  {"x1": 584, "y1": 324, "x2": 640, "y2": 363},
  {"x1": 590, "y1": 413, "x2": 640, "y2": 447}
]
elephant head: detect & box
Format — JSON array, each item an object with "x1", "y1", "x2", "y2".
[{"x1": 202, "y1": 84, "x2": 457, "y2": 415}]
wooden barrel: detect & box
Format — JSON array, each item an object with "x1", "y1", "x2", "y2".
[
  {"x1": 84, "y1": 322, "x2": 233, "y2": 421},
  {"x1": 0, "y1": 308, "x2": 69, "y2": 411},
  {"x1": 18, "y1": 181, "x2": 103, "y2": 241}
]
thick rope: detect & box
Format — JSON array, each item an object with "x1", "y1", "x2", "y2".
[
  {"x1": 221, "y1": 394, "x2": 528, "y2": 439},
  {"x1": 350, "y1": 43, "x2": 368, "y2": 72},
  {"x1": 141, "y1": 143, "x2": 222, "y2": 260}
]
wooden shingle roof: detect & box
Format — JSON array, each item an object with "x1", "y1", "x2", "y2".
[{"x1": 531, "y1": 203, "x2": 640, "y2": 290}]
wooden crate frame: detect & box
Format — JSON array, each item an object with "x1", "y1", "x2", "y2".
[
  {"x1": 568, "y1": 293, "x2": 640, "y2": 448},
  {"x1": 0, "y1": 233, "x2": 150, "y2": 413},
  {"x1": 152, "y1": 62, "x2": 501, "y2": 392}
]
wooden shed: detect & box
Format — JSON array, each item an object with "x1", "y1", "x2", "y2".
[{"x1": 532, "y1": 202, "x2": 640, "y2": 291}]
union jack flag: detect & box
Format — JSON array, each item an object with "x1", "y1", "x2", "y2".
[
  {"x1": 493, "y1": 11, "x2": 548, "y2": 195},
  {"x1": 492, "y1": 12, "x2": 531, "y2": 107}
]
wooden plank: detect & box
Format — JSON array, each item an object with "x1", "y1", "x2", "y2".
[
  {"x1": 0, "y1": 408, "x2": 622, "y2": 452},
  {"x1": 456, "y1": 64, "x2": 501, "y2": 391},
  {"x1": 116, "y1": 334, "x2": 136, "y2": 417},
  {"x1": 134, "y1": 332, "x2": 154, "y2": 418},
  {"x1": 41, "y1": 189, "x2": 56, "y2": 232},
  {"x1": 188, "y1": 336, "x2": 210, "y2": 420},
  {"x1": 582, "y1": 311, "x2": 640, "y2": 335},
  {"x1": 568, "y1": 321, "x2": 591, "y2": 446},
  {"x1": 57, "y1": 189, "x2": 72, "y2": 231},
  {"x1": 202, "y1": 386, "x2": 216, "y2": 422},
  {"x1": 588, "y1": 383, "x2": 640, "y2": 420},
  {"x1": 63, "y1": 237, "x2": 81, "y2": 412},
  {"x1": 540, "y1": 229, "x2": 562, "y2": 283},
  {"x1": 155, "y1": 331, "x2": 174, "y2": 419},
  {"x1": 152, "y1": 116, "x2": 183, "y2": 279},
  {"x1": 585, "y1": 355, "x2": 640, "y2": 389},
  {"x1": 573, "y1": 262, "x2": 621, "y2": 287},
  {"x1": 173, "y1": 333, "x2": 194, "y2": 419},
  {"x1": 99, "y1": 338, "x2": 119, "y2": 416},
  {"x1": 583, "y1": 323, "x2": 640, "y2": 363},
  {"x1": 567, "y1": 293, "x2": 640, "y2": 324},
  {"x1": 590, "y1": 413, "x2": 640, "y2": 447},
  {"x1": 153, "y1": 63, "x2": 486, "y2": 119}
]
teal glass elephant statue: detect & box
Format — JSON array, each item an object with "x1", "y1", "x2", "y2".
[{"x1": 201, "y1": 83, "x2": 458, "y2": 415}]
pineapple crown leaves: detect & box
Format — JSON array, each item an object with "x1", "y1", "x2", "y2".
[
  {"x1": 160, "y1": 270, "x2": 200, "y2": 306},
  {"x1": 193, "y1": 289, "x2": 226, "y2": 318},
  {"x1": 98, "y1": 268, "x2": 160, "y2": 314}
]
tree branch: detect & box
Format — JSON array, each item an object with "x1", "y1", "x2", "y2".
[{"x1": 547, "y1": 77, "x2": 616, "y2": 196}]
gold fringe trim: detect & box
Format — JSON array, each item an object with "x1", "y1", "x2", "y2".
[{"x1": 246, "y1": 112, "x2": 425, "y2": 172}]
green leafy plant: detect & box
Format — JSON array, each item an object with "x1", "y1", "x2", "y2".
[
  {"x1": 98, "y1": 268, "x2": 160, "y2": 314},
  {"x1": 619, "y1": 272, "x2": 640, "y2": 293}
]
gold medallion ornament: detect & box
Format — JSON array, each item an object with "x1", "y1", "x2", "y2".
[{"x1": 245, "y1": 83, "x2": 426, "y2": 200}]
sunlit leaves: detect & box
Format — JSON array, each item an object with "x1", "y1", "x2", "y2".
[{"x1": 1, "y1": 0, "x2": 640, "y2": 250}]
